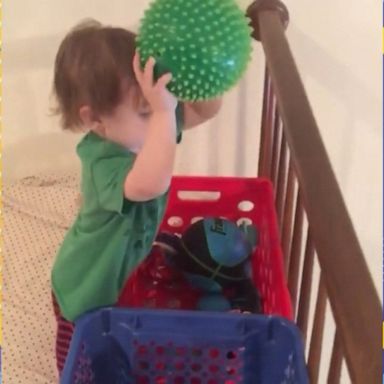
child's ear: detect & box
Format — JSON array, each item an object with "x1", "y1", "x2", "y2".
[{"x1": 79, "y1": 105, "x2": 102, "y2": 131}]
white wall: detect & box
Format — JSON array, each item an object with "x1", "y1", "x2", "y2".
[
  {"x1": 4, "y1": 0, "x2": 381, "y2": 381},
  {"x1": 3, "y1": 0, "x2": 265, "y2": 176},
  {"x1": 285, "y1": 0, "x2": 382, "y2": 294}
]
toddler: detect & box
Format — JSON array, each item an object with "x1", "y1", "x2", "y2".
[{"x1": 51, "y1": 19, "x2": 222, "y2": 375}]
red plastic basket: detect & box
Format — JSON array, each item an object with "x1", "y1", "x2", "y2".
[{"x1": 120, "y1": 176, "x2": 292, "y2": 320}]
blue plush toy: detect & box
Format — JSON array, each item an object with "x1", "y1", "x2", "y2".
[{"x1": 156, "y1": 218, "x2": 262, "y2": 313}]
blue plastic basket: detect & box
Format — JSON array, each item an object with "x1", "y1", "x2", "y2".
[{"x1": 61, "y1": 308, "x2": 308, "y2": 384}]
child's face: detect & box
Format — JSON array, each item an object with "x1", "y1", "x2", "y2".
[{"x1": 100, "y1": 85, "x2": 152, "y2": 152}]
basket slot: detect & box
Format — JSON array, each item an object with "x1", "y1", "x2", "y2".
[
  {"x1": 237, "y1": 200, "x2": 255, "y2": 212},
  {"x1": 177, "y1": 190, "x2": 221, "y2": 202}
]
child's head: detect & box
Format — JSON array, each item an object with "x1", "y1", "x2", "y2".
[{"x1": 53, "y1": 20, "x2": 152, "y2": 151}]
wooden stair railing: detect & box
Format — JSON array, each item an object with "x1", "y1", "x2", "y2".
[{"x1": 246, "y1": 1, "x2": 381, "y2": 383}]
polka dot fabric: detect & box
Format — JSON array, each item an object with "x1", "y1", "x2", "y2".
[{"x1": 4, "y1": 171, "x2": 81, "y2": 384}]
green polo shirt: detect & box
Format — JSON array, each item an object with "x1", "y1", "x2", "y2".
[{"x1": 52, "y1": 105, "x2": 183, "y2": 321}]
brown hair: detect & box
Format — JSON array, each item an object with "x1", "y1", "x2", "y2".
[{"x1": 53, "y1": 19, "x2": 138, "y2": 131}]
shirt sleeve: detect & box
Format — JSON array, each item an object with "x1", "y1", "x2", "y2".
[{"x1": 91, "y1": 154, "x2": 135, "y2": 214}]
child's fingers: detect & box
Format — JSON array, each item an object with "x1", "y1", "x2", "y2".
[
  {"x1": 143, "y1": 57, "x2": 156, "y2": 87},
  {"x1": 156, "y1": 73, "x2": 173, "y2": 89},
  {"x1": 133, "y1": 51, "x2": 143, "y2": 83}
]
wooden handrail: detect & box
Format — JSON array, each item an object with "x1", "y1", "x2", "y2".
[{"x1": 246, "y1": 1, "x2": 381, "y2": 383}]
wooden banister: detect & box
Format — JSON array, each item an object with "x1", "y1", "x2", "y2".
[{"x1": 247, "y1": 1, "x2": 381, "y2": 383}]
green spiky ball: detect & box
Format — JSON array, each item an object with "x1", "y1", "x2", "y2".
[{"x1": 136, "y1": 0, "x2": 253, "y2": 101}]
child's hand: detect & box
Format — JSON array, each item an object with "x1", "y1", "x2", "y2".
[{"x1": 133, "y1": 51, "x2": 177, "y2": 114}]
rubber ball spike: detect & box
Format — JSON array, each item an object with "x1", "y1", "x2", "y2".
[{"x1": 136, "y1": 0, "x2": 253, "y2": 101}]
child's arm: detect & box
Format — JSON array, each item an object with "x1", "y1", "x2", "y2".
[
  {"x1": 182, "y1": 98, "x2": 223, "y2": 129},
  {"x1": 125, "y1": 54, "x2": 177, "y2": 202}
]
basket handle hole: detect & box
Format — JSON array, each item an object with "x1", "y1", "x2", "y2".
[
  {"x1": 177, "y1": 191, "x2": 221, "y2": 202},
  {"x1": 238, "y1": 200, "x2": 254, "y2": 212},
  {"x1": 237, "y1": 218, "x2": 253, "y2": 226},
  {"x1": 168, "y1": 216, "x2": 184, "y2": 228},
  {"x1": 226, "y1": 351, "x2": 237, "y2": 360}
]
